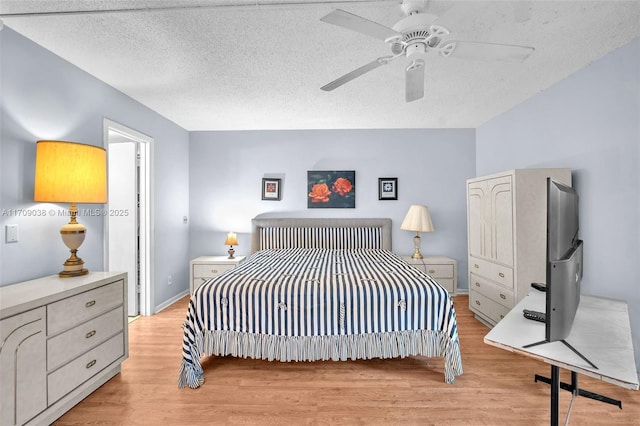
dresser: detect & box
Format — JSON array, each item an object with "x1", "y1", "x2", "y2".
[
  {"x1": 403, "y1": 256, "x2": 457, "y2": 294},
  {"x1": 189, "y1": 256, "x2": 246, "y2": 294},
  {"x1": 0, "y1": 272, "x2": 128, "y2": 426},
  {"x1": 466, "y1": 168, "x2": 571, "y2": 327}
]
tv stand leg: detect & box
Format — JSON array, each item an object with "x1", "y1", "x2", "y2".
[
  {"x1": 534, "y1": 371, "x2": 623, "y2": 411},
  {"x1": 550, "y1": 365, "x2": 560, "y2": 426}
]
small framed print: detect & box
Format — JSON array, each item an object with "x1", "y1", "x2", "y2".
[
  {"x1": 378, "y1": 177, "x2": 398, "y2": 200},
  {"x1": 262, "y1": 178, "x2": 281, "y2": 201}
]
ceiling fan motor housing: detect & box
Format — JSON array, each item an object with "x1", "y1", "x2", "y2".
[{"x1": 391, "y1": 13, "x2": 446, "y2": 57}]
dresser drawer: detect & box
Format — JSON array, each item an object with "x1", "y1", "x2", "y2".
[
  {"x1": 47, "y1": 332, "x2": 124, "y2": 403},
  {"x1": 468, "y1": 257, "x2": 513, "y2": 288},
  {"x1": 193, "y1": 263, "x2": 235, "y2": 278},
  {"x1": 469, "y1": 290, "x2": 511, "y2": 325},
  {"x1": 47, "y1": 306, "x2": 124, "y2": 371},
  {"x1": 423, "y1": 264, "x2": 454, "y2": 279},
  {"x1": 469, "y1": 273, "x2": 514, "y2": 308},
  {"x1": 47, "y1": 280, "x2": 124, "y2": 336}
]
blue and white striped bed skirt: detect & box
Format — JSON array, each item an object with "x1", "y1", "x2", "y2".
[{"x1": 179, "y1": 248, "x2": 463, "y2": 388}]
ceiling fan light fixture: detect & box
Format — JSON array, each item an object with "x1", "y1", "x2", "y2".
[{"x1": 406, "y1": 42, "x2": 426, "y2": 61}]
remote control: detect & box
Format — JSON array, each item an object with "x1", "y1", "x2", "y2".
[
  {"x1": 531, "y1": 282, "x2": 547, "y2": 292},
  {"x1": 523, "y1": 309, "x2": 546, "y2": 323}
]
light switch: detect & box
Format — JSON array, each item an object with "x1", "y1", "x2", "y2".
[{"x1": 6, "y1": 224, "x2": 18, "y2": 243}]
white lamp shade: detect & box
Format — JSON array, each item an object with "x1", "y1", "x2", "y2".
[{"x1": 400, "y1": 205, "x2": 434, "y2": 232}]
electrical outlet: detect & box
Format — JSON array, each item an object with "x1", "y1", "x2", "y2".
[
  {"x1": 5, "y1": 224, "x2": 18, "y2": 243},
  {"x1": 167, "y1": 275, "x2": 172, "y2": 286}
]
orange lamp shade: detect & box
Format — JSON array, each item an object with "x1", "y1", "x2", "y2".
[
  {"x1": 225, "y1": 232, "x2": 238, "y2": 246},
  {"x1": 34, "y1": 140, "x2": 107, "y2": 203}
]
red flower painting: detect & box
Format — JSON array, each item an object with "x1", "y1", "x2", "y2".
[{"x1": 307, "y1": 171, "x2": 355, "y2": 208}]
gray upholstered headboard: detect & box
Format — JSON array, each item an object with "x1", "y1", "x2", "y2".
[{"x1": 251, "y1": 218, "x2": 392, "y2": 253}]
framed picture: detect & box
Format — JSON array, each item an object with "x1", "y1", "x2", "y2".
[
  {"x1": 307, "y1": 170, "x2": 355, "y2": 208},
  {"x1": 378, "y1": 177, "x2": 398, "y2": 200},
  {"x1": 262, "y1": 178, "x2": 281, "y2": 201}
]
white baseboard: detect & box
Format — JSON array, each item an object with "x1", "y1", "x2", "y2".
[{"x1": 155, "y1": 289, "x2": 189, "y2": 313}]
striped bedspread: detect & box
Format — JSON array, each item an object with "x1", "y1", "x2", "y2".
[{"x1": 179, "y1": 248, "x2": 463, "y2": 388}]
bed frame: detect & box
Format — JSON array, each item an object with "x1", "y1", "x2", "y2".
[{"x1": 251, "y1": 217, "x2": 392, "y2": 253}]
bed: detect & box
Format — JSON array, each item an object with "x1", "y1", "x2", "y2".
[{"x1": 179, "y1": 218, "x2": 463, "y2": 388}]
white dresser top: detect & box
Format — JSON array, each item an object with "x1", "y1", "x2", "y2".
[{"x1": 0, "y1": 271, "x2": 127, "y2": 319}]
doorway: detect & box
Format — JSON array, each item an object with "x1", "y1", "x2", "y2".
[{"x1": 104, "y1": 119, "x2": 153, "y2": 316}]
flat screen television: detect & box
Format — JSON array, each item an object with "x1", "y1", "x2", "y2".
[
  {"x1": 524, "y1": 178, "x2": 596, "y2": 369},
  {"x1": 545, "y1": 178, "x2": 582, "y2": 343}
]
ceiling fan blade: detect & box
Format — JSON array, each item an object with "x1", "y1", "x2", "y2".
[
  {"x1": 320, "y1": 9, "x2": 401, "y2": 42},
  {"x1": 405, "y1": 60, "x2": 425, "y2": 102},
  {"x1": 443, "y1": 41, "x2": 535, "y2": 63},
  {"x1": 321, "y1": 58, "x2": 387, "y2": 92}
]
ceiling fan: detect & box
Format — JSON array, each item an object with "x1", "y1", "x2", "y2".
[{"x1": 320, "y1": 0, "x2": 535, "y2": 102}]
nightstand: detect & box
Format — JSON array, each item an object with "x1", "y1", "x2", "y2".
[
  {"x1": 189, "y1": 256, "x2": 246, "y2": 294},
  {"x1": 402, "y1": 256, "x2": 457, "y2": 294}
]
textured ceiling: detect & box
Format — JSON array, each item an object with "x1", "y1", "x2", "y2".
[{"x1": 1, "y1": 0, "x2": 639, "y2": 130}]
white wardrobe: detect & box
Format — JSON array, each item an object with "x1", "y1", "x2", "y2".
[{"x1": 466, "y1": 168, "x2": 572, "y2": 327}]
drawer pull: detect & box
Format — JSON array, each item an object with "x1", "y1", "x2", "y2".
[
  {"x1": 500, "y1": 314, "x2": 504, "y2": 319},
  {"x1": 201, "y1": 278, "x2": 207, "y2": 283},
  {"x1": 211, "y1": 269, "x2": 218, "y2": 274},
  {"x1": 86, "y1": 359, "x2": 97, "y2": 369},
  {"x1": 498, "y1": 272, "x2": 505, "y2": 278},
  {"x1": 475, "y1": 282, "x2": 480, "y2": 287},
  {"x1": 500, "y1": 293, "x2": 506, "y2": 300},
  {"x1": 475, "y1": 300, "x2": 481, "y2": 306},
  {"x1": 85, "y1": 330, "x2": 96, "y2": 339},
  {"x1": 85, "y1": 300, "x2": 96, "y2": 308},
  {"x1": 474, "y1": 264, "x2": 479, "y2": 269},
  {"x1": 428, "y1": 269, "x2": 436, "y2": 274}
]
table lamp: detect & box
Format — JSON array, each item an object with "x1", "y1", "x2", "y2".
[
  {"x1": 34, "y1": 140, "x2": 107, "y2": 277},
  {"x1": 400, "y1": 204, "x2": 434, "y2": 259},
  {"x1": 225, "y1": 232, "x2": 238, "y2": 259}
]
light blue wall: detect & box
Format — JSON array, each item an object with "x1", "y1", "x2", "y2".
[
  {"x1": 477, "y1": 38, "x2": 640, "y2": 370},
  {"x1": 189, "y1": 129, "x2": 476, "y2": 290},
  {"x1": 0, "y1": 28, "x2": 191, "y2": 310}
]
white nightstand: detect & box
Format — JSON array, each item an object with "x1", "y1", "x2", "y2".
[
  {"x1": 189, "y1": 255, "x2": 246, "y2": 294},
  {"x1": 402, "y1": 256, "x2": 457, "y2": 295}
]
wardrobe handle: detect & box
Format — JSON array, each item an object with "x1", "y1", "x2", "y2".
[
  {"x1": 86, "y1": 359, "x2": 97, "y2": 369},
  {"x1": 85, "y1": 300, "x2": 96, "y2": 308},
  {"x1": 85, "y1": 330, "x2": 96, "y2": 339},
  {"x1": 500, "y1": 294, "x2": 506, "y2": 300},
  {"x1": 475, "y1": 282, "x2": 481, "y2": 287},
  {"x1": 475, "y1": 300, "x2": 481, "y2": 306},
  {"x1": 498, "y1": 272, "x2": 505, "y2": 278},
  {"x1": 474, "y1": 264, "x2": 479, "y2": 269}
]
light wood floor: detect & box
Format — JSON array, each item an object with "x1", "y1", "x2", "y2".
[{"x1": 55, "y1": 295, "x2": 639, "y2": 425}]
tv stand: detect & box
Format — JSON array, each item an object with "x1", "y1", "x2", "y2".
[
  {"x1": 484, "y1": 290, "x2": 638, "y2": 426},
  {"x1": 534, "y1": 370, "x2": 622, "y2": 409},
  {"x1": 523, "y1": 338, "x2": 597, "y2": 370}
]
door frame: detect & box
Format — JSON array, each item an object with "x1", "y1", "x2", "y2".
[{"x1": 103, "y1": 118, "x2": 154, "y2": 316}]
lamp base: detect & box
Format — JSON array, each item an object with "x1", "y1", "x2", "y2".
[
  {"x1": 411, "y1": 233, "x2": 423, "y2": 259},
  {"x1": 228, "y1": 246, "x2": 235, "y2": 259},
  {"x1": 60, "y1": 249, "x2": 88, "y2": 277},
  {"x1": 59, "y1": 204, "x2": 89, "y2": 278}
]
